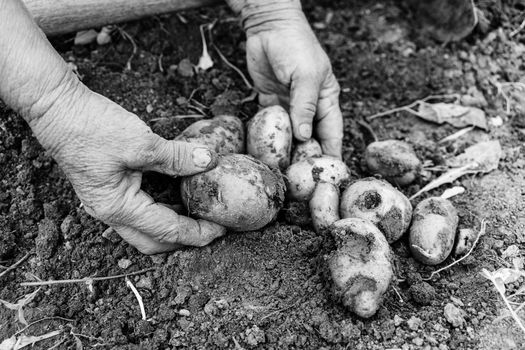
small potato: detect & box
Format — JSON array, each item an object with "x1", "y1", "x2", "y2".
[
  {"x1": 409, "y1": 197, "x2": 459, "y2": 265},
  {"x1": 247, "y1": 105, "x2": 292, "y2": 169},
  {"x1": 309, "y1": 182, "x2": 340, "y2": 233},
  {"x1": 285, "y1": 156, "x2": 351, "y2": 201},
  {"x1": 364, "y1": 140, "x2": 421, "y2": 186},
  {"x1": 327, "y1": 218, "x2": 394, "y2": 318},
  {"x1": 340, "y1": 178, "x2": 412, "y2": 243},
  {"x1": 181, "y1": 154, "x2": 285, "y2": 231},
  {"x1": 292, "y1": 139, "x2": 322, "y2": 164},
  {"x1": 175, "y1": 115, "x2": 245, "y2": 154}
]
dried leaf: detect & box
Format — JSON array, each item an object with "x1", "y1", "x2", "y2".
[
  {"x1": 502, "y1": 245, "x2": 520, "y2": 259},
  {"x1": 0, "y1": 288, "x2": 41, "y2": 326},
  {"x1": 410, "y1": 140, "x2": 501, "y2": 199},
  {"x1": 0, "y1": 330, "x2": 62, "y2": 350},
  {"x1": 417, "y1": 102, "x2": 488, "y2": 130},
  {"x1": 446, "y1": 140, "x2": 502, "y2": 171},
  {"x1": 440, "y1": 186, "x2": 465, "y2": 199},
  {"x1": 74, "y1": 30, "x2": 98, "y2": 46}
]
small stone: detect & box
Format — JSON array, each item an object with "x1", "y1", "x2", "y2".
[
  {"x1": 60, "y1": 215, "x2": 75, "y2": 236},
  {"x1": 136, "y1": 276, "x2": 153, "y2": 289},
  {"x1": 177, "y1": 58, "x2": 194, "y2": 77},
  {"x1": 407, "y1": 316, "x2": 423, "y2": 331},
  {"x1": 117, "y1": 258, "x2": 132, "y2": 269},
  {"x1": 444, "y1": 303, "x2": 466, "y2": 327},
  {"x1": 413, "y1": 337, "x2": 424, "y2": 346},
  {"x1": 179, "y1": 309, "x2": 190, "y2": 317},
  {"x1": 146, "y1": 104, "x2": 154, "y2": 113},
  {"x1": 394, "y1": 315, "x2": 404, "y2": 327},
  {"x1": 174, "y1": 285, "x2": 192, "y2": 305},
  {"x1": 450, "y1": 296, "x2": 464, "y2": 307}
]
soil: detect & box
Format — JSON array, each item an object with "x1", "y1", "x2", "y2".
[{"x1": 1, "y1": 0, "x2": 525, "y2": 349}]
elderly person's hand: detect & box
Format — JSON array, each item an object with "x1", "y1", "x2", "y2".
[
  {"x1": 1, "y1": 0, "x2": 225, "y2": 254},
  {"x1": 227, "y1": 0, "x2": 344, "y2": 158}
]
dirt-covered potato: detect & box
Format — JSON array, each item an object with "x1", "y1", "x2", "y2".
[
  {"x1": 340, "y1": 178, "x2": 412, "y2": 243},
  {"x1": 285, "y1": 156, "x2": 351, "y2": 201},
  {"x1": 181, "y1": 154, "x2": 285, "y2": 231},
  {"x1": 327, "y1": 218, "x2": 394, "y2": 318},
  {"x1": 291, "y1": 139, "x2": 322, "y2": 164},
  {"x1": 364, "y1": 140, "x2": 421, "y2": 186},
  {"x1": 175, "y1": 115, "x2": 245, "y2": 154},
  {"x1": 309, "y1": 182, "x2": 340, "y2": 233},
  {"x1": 409, "y1": 197, "x2": 459, "y2": 265},
  {"x1": 247, "y1": 106, "x2": 292, "y2": 169}
]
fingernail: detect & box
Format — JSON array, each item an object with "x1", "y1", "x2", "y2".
[
  {"x1": 298, "y1": 123, "x2": 312, "y2": 139},
  {"x1": 192, "y1": 148, "x2": 212, "y2": 168}
]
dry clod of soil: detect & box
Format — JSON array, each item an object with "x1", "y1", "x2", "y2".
[
  {"x1": 35, "y1": 218, "x2": 60, "y2": 259},
  {"x1": 408, "y1": 281, "x2": 436, "y2": 305}
]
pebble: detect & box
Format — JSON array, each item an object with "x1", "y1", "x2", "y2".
[
  {"x1": 177, "y1": 58, "x2": 194, "y2": 77},
  {"x1": 179, "y1": 309, "x2": 191, "y2": 317},
  {"x1": 450, "y1": 296, "x2": 464, "y2": 307},
  {"x1": 117, "y1": 258, "x2": 132, "y2": 269},
  {"x1": 444, "y1": 303, "x2": 466, "y2": 327},
  {"x1": 407, "y1": 316, "x2": 423, "y2": 331},
  {"x1": 413, "y1": 337, "x2": 424, "y2": 346}
]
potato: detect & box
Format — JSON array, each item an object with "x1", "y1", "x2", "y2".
[
  {"x1": 291, "y1": 139, "x2": 322, "y2": 164},
  {"x1": 340, "y1": 178, "x2": 412, "y2": 243},
  {"x1": 409, "y1": 197, "x2": 459, "y2": 265},
  {"x1": 364, "y1": 140, "x2": 421, "y2": 186},
  {"x1": 327, "y1": 218, "x2": 394, "y2": 318},
  {"x1": 180, "y1": 154, "x2": 285, "y2": 231},
  {"x1": 285, "y1": 156, "x2": 351, "y2": 201},
  {"x1": 175, "y1": 114, "x2": 245, "y2": 154},
  {"x1": 247, "y1": 106, "x2": 292, "y2": 170},
  {"x1": 309, "y1": 182, "x2": 340, "y2": 233}
]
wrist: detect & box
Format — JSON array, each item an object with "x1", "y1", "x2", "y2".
[
  {"x1": 28, "y1": 70, "x2": 91, "y2": 156},
  {"x1": 227, "y1": 0, "x2": 305, "y2": 35}
]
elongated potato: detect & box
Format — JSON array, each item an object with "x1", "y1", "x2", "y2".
[
  {"x1": 285, "y1": 156, "x2": 351, "y2": 201},
  {"x1": 409, "y1": 197, "x2": 458, "y2": 265},
  {"x1": 309, "y1": 182, "x2": 340, "y2": 233},
  {"x1": 291, "y1": 139, "x2": 322, "y2": 164},
  {"x1": 181, "y1": 154, "x2": 285, "y2": 231},
  {"x1": 327, "y1": 218, "x2": 394, "y2": 318},
  {"x1": 175, "y1": 114, "x2": 245, "y2": 154},
  {"x1": 247, "y1": 106, "x2": 292, "y2": 169},
  {"x1": 340, "y1": 178, "x2": 412, "y2": 243},
  {"x1": 364, "y1": 140, "x2": 421, "y2": 186}
]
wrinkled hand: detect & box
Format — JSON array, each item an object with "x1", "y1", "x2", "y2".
[
  {"x1": 32, "y1": 88, "x2": 225, "y2": 254},
  {"x1": 245, "y1": 12, "x2": 343, "y2": 158}
]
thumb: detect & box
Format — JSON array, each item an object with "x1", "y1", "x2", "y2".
[
  {"x1": 129, "y1": 136, "x2": 218, "y2": 177},
  {"x1": 289, "y1": 74, "x2": 321, "y2": 141}
]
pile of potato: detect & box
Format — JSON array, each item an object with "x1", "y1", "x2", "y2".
[{"x1": 174, "y1": 107, "x2": 460, "y2": 318}]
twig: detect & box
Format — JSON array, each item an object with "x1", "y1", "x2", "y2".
[
  {"x1": 149, "y1": 115, "x2": 205, "y2": 123},
  {"x1": 0, "y1": 252, "x2": 31, "y2": 279},
  {"x1": 126, "y1": 277, "x2": 146, "y2": 320},
  {"x1": 260, "y1": 299, "x2": 302, "y2": 321},
  {"x1": 392, "y1": 286, "x2": 404, "y2": 303},
  {"x1": 20, "y1": 267, "x2": 155, "y2": 287},
  {"x1": 14, "y1": 316, "x2": 75, "y2": 336},
  {"x1": 423, "y1": 219, "x2": 487, "y2": 281},
  {"x1": 118, "y1": 28, "x2": 138, "y2": 71},
  {"x1": 366, "y1": 94, "x2": 459, "y2": 121},
  {"x1": 213, "y1": 44, "x2": 253, "y2": 90},
  {"x1": 510, "y1": 17, "x2": 525, "y2": 37}
]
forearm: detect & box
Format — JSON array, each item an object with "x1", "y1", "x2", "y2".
[
  {"x1": 225, "y1": 0, "x2": 305, "y2": 34},
  {"x1": 0, "y1": 0, "x2": 85, "y2": 127}
]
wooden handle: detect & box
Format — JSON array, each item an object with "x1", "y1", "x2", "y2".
[{"x1": 22, "y1": 0, "x2": 222, "y2": 36}]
